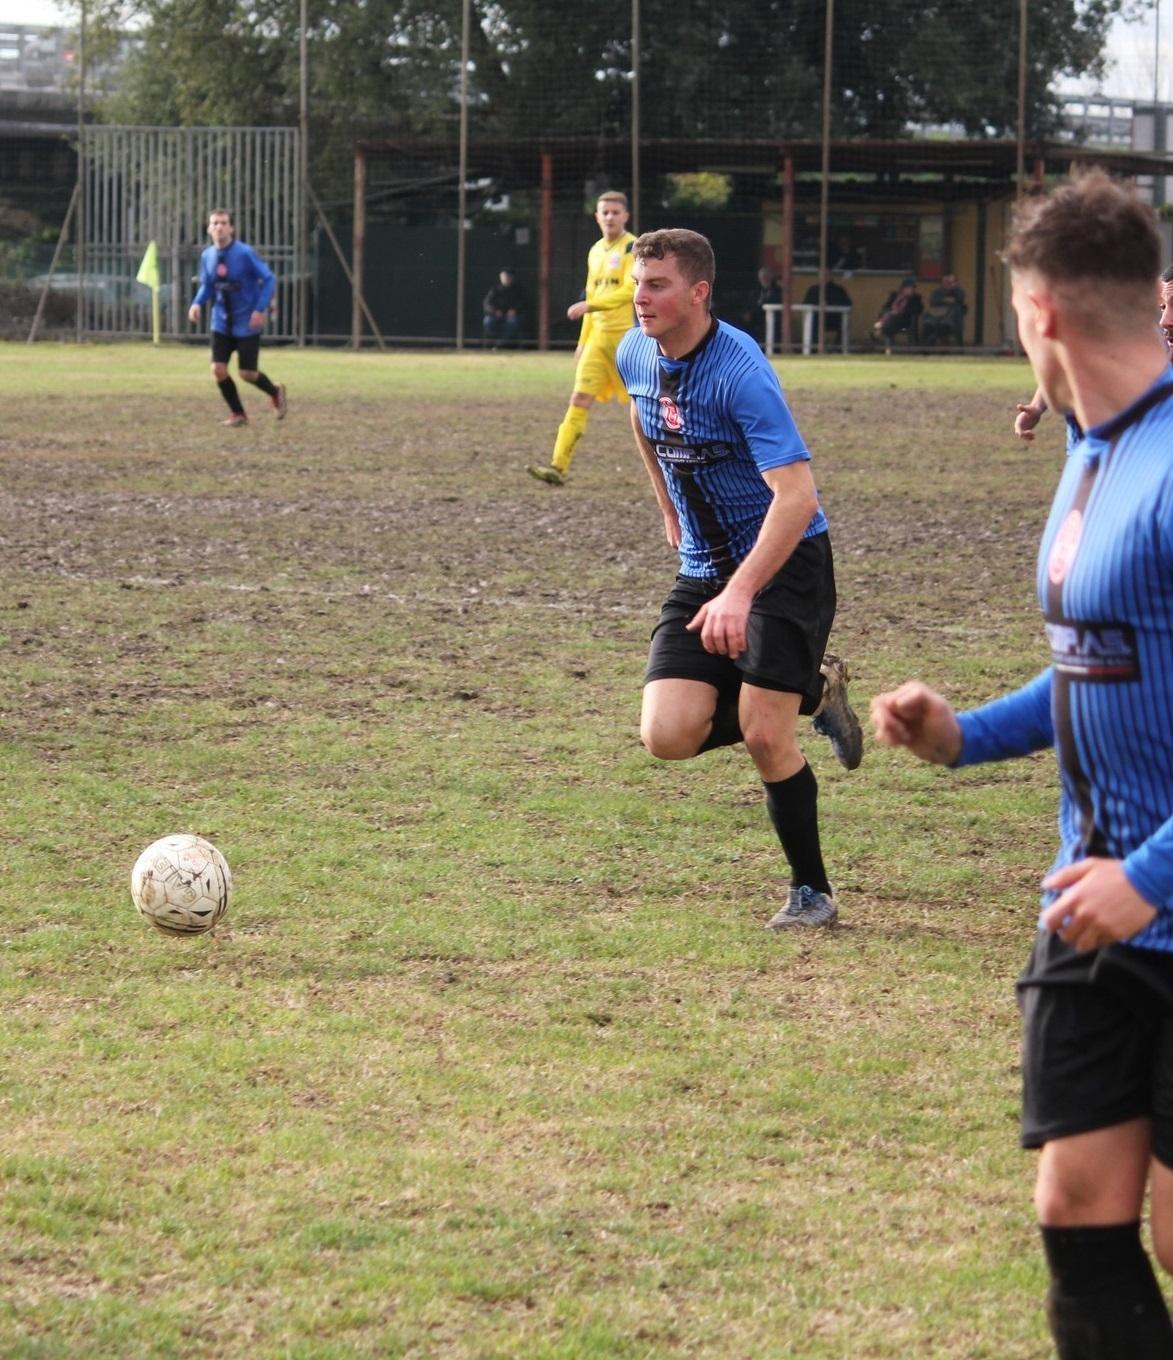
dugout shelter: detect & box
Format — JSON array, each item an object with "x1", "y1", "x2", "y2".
[{"x1": 346, "y1": 134, "x2": 1173, "y2": 353}]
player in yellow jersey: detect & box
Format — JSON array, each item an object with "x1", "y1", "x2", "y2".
[{"x1": 527, "y1": 191, "x2": 637, "y2": 486}]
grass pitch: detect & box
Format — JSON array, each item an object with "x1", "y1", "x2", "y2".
[{"x1": 2, "y1": 343, "x2": 1068, "y2": 1357}]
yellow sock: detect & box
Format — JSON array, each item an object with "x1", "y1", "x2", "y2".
[{"x1": 552, "y1": 404, "x2": 590, "y2": 475}]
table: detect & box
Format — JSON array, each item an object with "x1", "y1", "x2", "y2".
[{"x1": 762, "y1": 303, "x2": 852, "y2": 356}]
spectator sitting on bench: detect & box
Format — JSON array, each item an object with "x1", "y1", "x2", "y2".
[
  {"x1": 872, "y1": 276, "x2": 923, "y2": 352},
  {"x1": 801, "y1": 271, "x2": 853, "y2": 346},
  {"x1": 482, "y1": 267, "x2": 526, "y2": 348},
  {"x1": 921, "y1": 273, "x2": 967, "y2": 347}
]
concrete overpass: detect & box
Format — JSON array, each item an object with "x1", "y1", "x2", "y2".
[{"x1": 0, "y1": 88, "x2": 80, "y2": 222}]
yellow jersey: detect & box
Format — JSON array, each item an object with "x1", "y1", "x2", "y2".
[{"x1": 578, "y1": 230, "x2": 637, "y2": 343}]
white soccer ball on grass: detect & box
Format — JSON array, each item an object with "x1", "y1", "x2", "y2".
[{"x1": 130, "y1": 834, "x2": 232, "y2": 936}]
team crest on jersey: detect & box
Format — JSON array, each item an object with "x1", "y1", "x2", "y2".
[
  {"x1": 659, "y1": 396, "x2": 683, "y2": 432},
  {"x1": 608, "y1": 252, "x2": 622, "y2": 269},
  {"x1": 1048, "y1": 509, "x2": 1083, "y2": 585},
  {"x1": 216, "y1": 262, "x2": 229, "y2": 278}
]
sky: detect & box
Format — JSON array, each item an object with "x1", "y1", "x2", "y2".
[{"x1": 1, "y1": 0, "x2": 1171, "y2": 103}]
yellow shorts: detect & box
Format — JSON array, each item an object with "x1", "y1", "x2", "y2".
[{"x1": 572, "y1": 333, "x2": 630, "y2": 404}]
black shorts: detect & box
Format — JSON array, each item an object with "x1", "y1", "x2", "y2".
[
  {"x1": 1018, "y1": 929, "x2": 1173, "y2": 1166},
  {"x1": 211, "y1": 331, "x2": 261, "y2": 370},
  {"x1": 644, "y1": 531, "x2": 836, "y2": 716}
]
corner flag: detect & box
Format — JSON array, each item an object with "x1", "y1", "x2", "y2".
[
  {"x1": 135, "y1": 240, "x2": 159, "y2": 289},
  {"x1": 135, "y1": 240, "x2": 161, "y2": 345}
]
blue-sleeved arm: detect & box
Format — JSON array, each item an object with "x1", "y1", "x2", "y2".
[
  {"x1": 191, "y1": 252, "x2": 210, "y2": 307},
  {"x1": 729, "y1": 364, "x2": 810, "y2": 473},
  {"x1": 245, "y1": 245, "x2": 276, "y2": 313},
  {"x1": 953, "y1": 668, "x2": 1054, "y2": 767},
  {"x1": 1125, "y1": 822, "x2": 1173, "y2": 911}
]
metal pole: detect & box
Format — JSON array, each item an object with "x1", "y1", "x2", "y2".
[
  {"x1": 28, "y1": 182, "x2": 79, "y2": 343},
  {"x1": 1155, "y1": 0, "x2": 1165, "y2": 207},
  {"x1": 298, "y1": 0, "x2": 308, "y2": 345},
  {"x1": 313, "y1": 178, "x2": 385, "y2": 350},
  {"x1": 352, "y1": 146, "x2": 366, "y2": 348},
  {"x1": 781, "y1": 155, "x2": 794, "y2": 355},
  {"x1": 1016, "y1": 0, "x2": 1028, "y2": 198},
  {"x1": 456, "y1": 0, "x2": 471, "y2": 349},
  {"x1": 539, "y1": 152, "x2": 552, "y2": 352},
  {"x1": 817, "y1": 0, "x2": 833, "y2": 355},
  {"x1": 76, "y1": 0, "x2": 86, "y2": 342},
  {"x1": 631, "y1": 0, "x2": 640, "y2": 229}
]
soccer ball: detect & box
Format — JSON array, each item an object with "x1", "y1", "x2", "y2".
[{"x1": 130, "y1": 834, "x2": 232, "y2": 937}]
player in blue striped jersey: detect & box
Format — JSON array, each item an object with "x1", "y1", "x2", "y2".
[
  {"x1": 616, "y1": 229, "x2": 861, "y2": 931},
  {"x1": 873, "y1": 171, "x2": 1173, "y2": 1357}
]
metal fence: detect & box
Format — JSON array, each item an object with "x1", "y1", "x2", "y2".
[{"x1": 79, "y1": 126, "x2": 302, "y2": 340}]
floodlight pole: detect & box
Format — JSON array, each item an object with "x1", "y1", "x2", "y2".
[
  {"x1": 631, "y1": 0, "x2": 641, "y2": 229},
  {"x1": 456, "y1": 0, "x2": 471, "y2": 350}
]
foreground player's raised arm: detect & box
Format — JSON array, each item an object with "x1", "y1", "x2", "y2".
[
  {"x1": 1015, "y1": 387, "x2": 1048, "y2": 442},
  {"x1": 871, "y1": 682, "x2": 963, "y2": 765},
  {"x1": 872, "y1": 668, "x2": 1053, "y2": 768},
  {"x1": 952, "y1": 668, "x2": 1054, "y2": 765}
]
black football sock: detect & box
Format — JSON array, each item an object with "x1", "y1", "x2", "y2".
[
  {"x1": 698, "y1": 692, "x2": 743, "y2": 752},
  {"x1": 763, "y1": 763, "x2": 830, "y2": 894},
  {"x1": 1041, "y1": 1222, "x2": 1173, "y2": 1359},
  {"x1": 246, "y1": 372, "x2": 279, "y2": 398},
  {"x1": 217, "y1": 377, "x2": 245, "y2": 414}
]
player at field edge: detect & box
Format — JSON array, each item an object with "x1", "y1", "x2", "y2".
[
  {"x1": 188, "y1": 208, "x2": 287, "y2": 428},
  {"x1": 1015, "y1": 260, "x2": 1173, "y2": 442},
  {"x1": 873, "y1": 170, "x2": 1173, "y2": 1358},
  {"x1": 527, "y1": 191, "x2": 636, "y2": 486},
  {"x1": 616, "y1": 228, "x2": 862, "y2": 931}
]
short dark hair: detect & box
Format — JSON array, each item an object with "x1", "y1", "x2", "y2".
[
  {"x1": 1007, "y1": 168, "x2": 1159, "y2": 287},
  {"x1": 632, "y1": 229, "x2": 716, "y2": 290},
  {"x1": 1161, "y1": 262, "x2": 1173, "y2": 285},
  {"x1": 208, "y1": 208, "x2": 234, "y2": 225}
]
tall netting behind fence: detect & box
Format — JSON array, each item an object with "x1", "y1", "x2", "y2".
[
  {"x1": 320, "y1": 0, "x2": 1168, "y2": 353},
  {"x1": 55, "y1": 1, "x2": 1170, "y2": 349},
  {"x1": 81, "y1": 126, "x2": 301, "y2": 339}
]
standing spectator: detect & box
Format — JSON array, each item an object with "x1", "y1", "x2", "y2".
[
  {"x1": 753, "y1": 265, "x2": 782, "y2": 344},
  {"x1": 871, "y1": 169, "x2": 1173, "y2": 1359},
  {"x1": 482, "y1": 267, "x2": 526, "y2": 348},
  {"x1": 830, "y1": 234, "x2": 862, "y2": 275},
  {"x1": 735, "y1": 266, "x2": 781, "y2": 346},
  {"x1": 921, "y1": 272, "x2": 967, "y2": 347},
  {"x1": 527, "y1": 190, "x2": 636, "y2": 486},
  {"x1": 188, "y1": 208, "x2": 285, "y2": 428}
]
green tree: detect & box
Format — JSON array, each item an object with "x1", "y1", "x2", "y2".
[{"x1": 76, "y1": 0, "x2": 1153, "y2": 175}]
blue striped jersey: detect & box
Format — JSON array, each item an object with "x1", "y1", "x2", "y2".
[
  {"x1": 957, "y1": 366, "x2": 1173, "y2": 951},
  {"x1": 616, "y1": 317, "x2": 828, "y2": 580}
]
